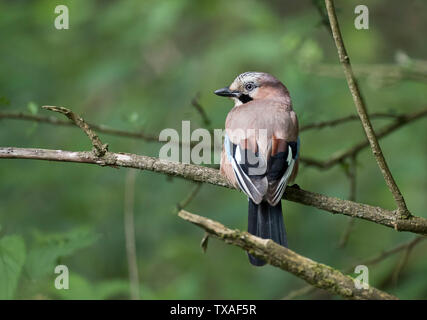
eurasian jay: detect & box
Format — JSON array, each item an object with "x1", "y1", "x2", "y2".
[{"x1": 214, "y1": 72, "x2": 299, "y2": 266}]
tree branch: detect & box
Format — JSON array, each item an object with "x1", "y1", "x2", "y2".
[
  {"x1": 300, "y1": 107, "x2": 427, "y2": 169},
  {"x1": 0, "y1": 111, "x2": 159, "y2": 142},
  {"x1": 325, "y1": 0, "x2": 409, "y2": 217},
  {"x1": 1, "y1": 146, "x2": 426, "y2": 235},
  {"x1": 300, "y1": 112, "x2": 402, "y2": 131},
  {"x1": 325, "y1": 0, "x2": 418, "y2": 217},
  {"x1": 178, "y1": 209, "x2": 397, "y2": 300},
  {"x1": 4, "y1": 106, "x2": 426, "y2": 172},
  {"x1": 2, "y1": 106, "x2": 426, "y2": 168},
  {"x1": 304, "y1": 63, "x2": 427, "y2": 84},
  {"x1": 42, "y1": 106, "x2": 108, "y2": 156}
]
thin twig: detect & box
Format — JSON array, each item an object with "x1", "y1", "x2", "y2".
[
  {"x1": 0, "y1": 111, "x2": 160, "y2": 142},
  {"x1": 174, "y1": 182, "x2": 206, "y2": 251},
  {"x1": 178, "y1": 209, "x2": 397, "y2": 300},
  {"x1": 200, "y1": 232, "x2": 209, "y2": 253},
  {"x1": 304, "y1": 63, "x2": 427, "y2": 84},
  {"x1": 175, "y1": 183, "x2": 202, "y2": 212},
  {"x1": 325, "y1": 0, "x2": 409, "y2": 217},
  {"x1": 350, "y1": 236, "x2": 426, "y2": 270},
  {"x1": 390, "y1": 237, "x2": 424, "y2": 286},
  {"x1": 124, "y1": 169, "x2": 140, "y2": 300},
  {"x1": 191, "y1": 94, "x2": 211, "y2": 127},
  {"x1": 311, "y1": 0, "x2": 332, "y2": 35},
  {"x1": 42, "y1": 106, "x2": 108, "y2": 156},
  {"x1": 300, "y1": 113, "x2": 402, "y2": 131},
  {"x1": 301, "y1": 112, "x2": 427, "y2": 170},
  {"x1": 339, "y1": 155, "x2": 357, "y2": 248}
]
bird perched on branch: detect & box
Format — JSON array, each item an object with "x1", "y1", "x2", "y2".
[{"x1": 215, "y1": 72, "x2": 299, "y2": 266}]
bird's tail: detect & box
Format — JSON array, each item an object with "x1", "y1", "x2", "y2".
[{"x1": 247, "y1": 199, "x2": 288, "y2": 266}]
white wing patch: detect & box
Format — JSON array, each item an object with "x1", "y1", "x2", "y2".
[
  {"x1": 224, "y1": 134, "x2": 296, "y2": 205},
  {"x1": 224, "y1": 134, "x2": 264, "y2": 204},
  {"x1": 271, "y1": 145, "x2": 295, "y2": 205}
]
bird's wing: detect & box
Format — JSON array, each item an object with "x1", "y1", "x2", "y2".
[
  {"x1": 265, "y1": 137, "x2": 299, "y2": 205},
  {"x1": 223, "y1": 100, "x2": 299, "y2": 205},
  {"x1": 224, "y1": 134, "x2": 268, "y2": 204}
]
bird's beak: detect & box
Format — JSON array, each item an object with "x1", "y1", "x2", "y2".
[{"x1": 214, "y1": 87, "x2": 240, "y2": 98}]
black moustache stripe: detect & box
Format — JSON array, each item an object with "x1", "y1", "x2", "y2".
[{"x1": 239, "y1": 94, "x2": 253, "y2": 104}]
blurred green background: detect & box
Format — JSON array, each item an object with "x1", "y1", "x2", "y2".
[{"x1": 0, "y1": 0, "x2": 426, "y2": 299}]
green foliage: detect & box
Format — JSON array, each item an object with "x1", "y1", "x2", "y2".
[
  {"x1": 0, "y1": 229, "x2": 100, "y2": 299},
  {"x1": 24, "y1": 228, "x2": 99, "y2": 280},
  {"x1": 54, "y1": 273, "x2": 129, "y2": 300}
]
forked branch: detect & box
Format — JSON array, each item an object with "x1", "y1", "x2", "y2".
[{"x1": 325, "y1": 0, "x2": 409, "y2": 217}]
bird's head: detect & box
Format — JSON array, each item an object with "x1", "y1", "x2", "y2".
[{"x1": 214, "y1": 71, "x2": 289, "y2": 106}]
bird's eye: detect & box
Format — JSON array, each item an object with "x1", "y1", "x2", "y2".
[{"x1": 245, "y1": 82, "x2": 255, "y2": 91}]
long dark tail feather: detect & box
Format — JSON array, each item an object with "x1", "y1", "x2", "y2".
[{"x1": 247, "y1": 199, "x2": 287, "y2": 266}]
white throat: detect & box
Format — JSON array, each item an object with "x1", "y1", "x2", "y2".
[{"x1": 232, "y1": 97, "x2": 243, "y2": 107}]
